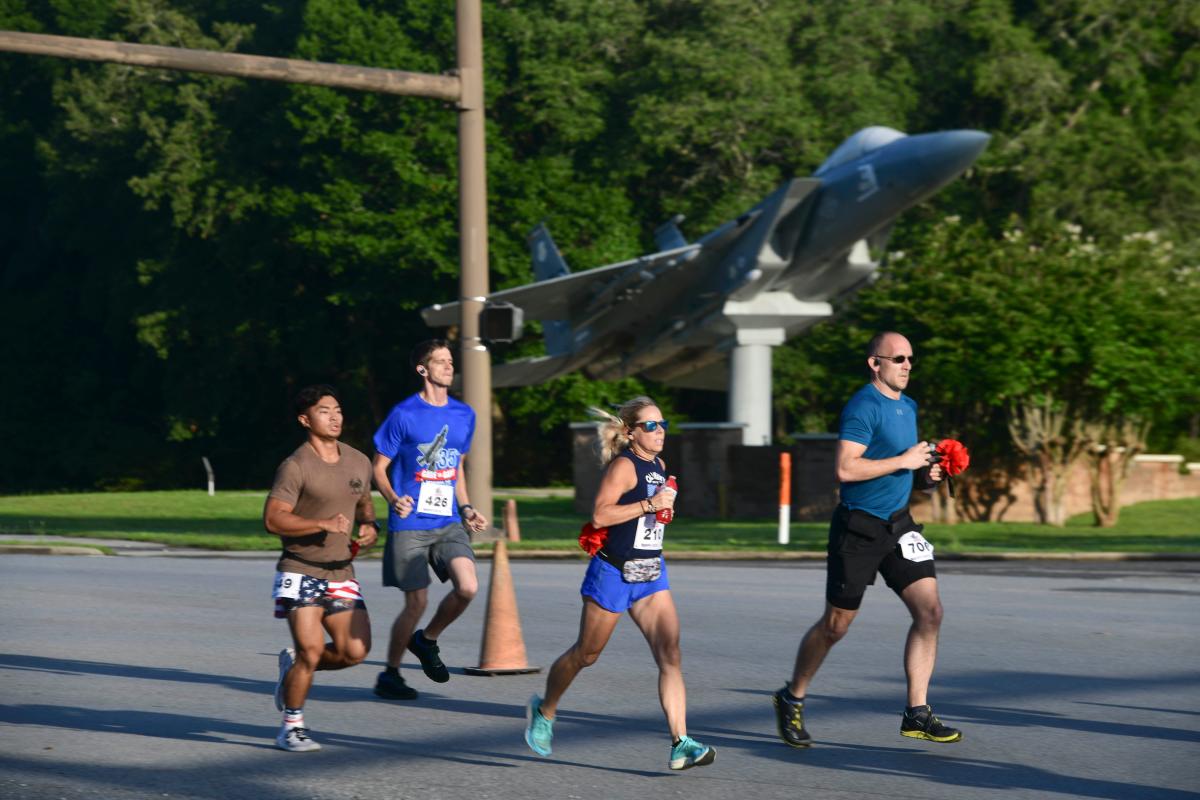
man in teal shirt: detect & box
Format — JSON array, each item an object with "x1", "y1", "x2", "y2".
[{"x1": 773, "y1": 331, "x2": 962, "y2": 747}]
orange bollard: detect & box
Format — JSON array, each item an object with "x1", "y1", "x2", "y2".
[
  {"x1": 503, "y1": 498, "x2": 521, "y2": 542},
  {"x1": 778, "y1": 452, "x2": 792, "y2": 545},
  {"x1": 463, "y1": 518, "x2": 540, "y2": 676}
]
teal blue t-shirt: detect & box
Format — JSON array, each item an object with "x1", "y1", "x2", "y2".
[{"x1": 838, "y1": 383, "x2": 918, "y2": 519}]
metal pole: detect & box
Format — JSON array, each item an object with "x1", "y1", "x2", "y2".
[
  {"x1": 0, "y1": 31, "x2": 461, "y2": 100},
  {"x1": 455, "y1": 0, "x2": 493, "y2": 527},
  {"x1": 201, "y1": 457, "x2": 215, "y2": 497}
]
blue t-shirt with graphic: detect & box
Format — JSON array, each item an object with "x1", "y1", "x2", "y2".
[
  {"x1": 373, "y1": 393, "x2": 476, "y2": 531},
  {"x1": 838, "y1": 383, "x2": 919, "y2": 519}
]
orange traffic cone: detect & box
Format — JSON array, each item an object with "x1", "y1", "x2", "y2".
[{"x1": 463, "y1": 503, "x2": 539, "y2": 676}]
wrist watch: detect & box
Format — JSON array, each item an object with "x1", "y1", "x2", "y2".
[{"x1": 459, "y1": 504, "x2": 475, "y2": 519}]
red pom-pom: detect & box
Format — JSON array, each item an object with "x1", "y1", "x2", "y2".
[
  {"x1": 578, "y1": 522, "x2": 609, "y2": 556},
  {"x1": 936, "y1": 439, "x2": 970, "y2": 476}
]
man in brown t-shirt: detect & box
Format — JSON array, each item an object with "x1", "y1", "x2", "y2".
[{"x1": 263, "y1": 384, "x2": 382, "y2": 752}]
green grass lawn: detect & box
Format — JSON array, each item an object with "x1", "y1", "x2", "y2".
[{"x1": 0, "y1": 490, "x2": 1196, "y2": 553}]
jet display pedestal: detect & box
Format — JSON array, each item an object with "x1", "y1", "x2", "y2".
[
  {"x1": 728, "y1": 328, "x2": 784, "y2": 446},
  {"x1": 724, "y1": 293, "x2": 833, "y2": 446}
]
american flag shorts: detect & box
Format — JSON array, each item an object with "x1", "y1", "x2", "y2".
[{"x1": 273, "y1": 572, "x2": 366, "y2": 618}]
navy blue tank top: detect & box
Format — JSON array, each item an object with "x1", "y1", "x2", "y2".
[{"x1": 600, "y1": 450, "x2": 668, "y2": 561}]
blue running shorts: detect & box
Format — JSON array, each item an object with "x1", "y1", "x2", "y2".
[{"x1": 580, "y1": 555, "x2": 670, "y2": 613}]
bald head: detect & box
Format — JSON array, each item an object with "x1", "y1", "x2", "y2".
[{"x1": 865, "y1": 331, "x2": 914, "y2": 398}]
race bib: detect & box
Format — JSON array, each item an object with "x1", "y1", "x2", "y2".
[
  {"x1": 897, "y1": 530, "x2": 934, "y2": 563},
  {"x1": 633, "y1": 513, "x2": 664, "y2": 551},
  {"x1": 417, "y1": 481, "x2": 454, "y2": 516},
  {"x1": 272, "y1": 571, "x2": 304, "y2": 600}
]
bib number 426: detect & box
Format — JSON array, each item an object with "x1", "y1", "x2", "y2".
[{"x1": 417, "y1": 482, "x2": 454, "y2": 516}]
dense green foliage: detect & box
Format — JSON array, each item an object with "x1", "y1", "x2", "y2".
[{"x1": 1, "y1": 1, "x2": 1196, "y2": 492}]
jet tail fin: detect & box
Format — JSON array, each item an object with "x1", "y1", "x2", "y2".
[
  {"x1": 654, "y1": 214, "x2": 688, "y2": 251},
  {"x1": 527, "y1": 223, "x2": 573, "y2": 356},
  {"x1": 529, "y1": 223, "x2": 570, "y2": 282}
]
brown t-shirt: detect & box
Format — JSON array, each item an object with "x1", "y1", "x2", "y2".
[{"x1": 269, "y1": 441, "x2": 372, "y2": 581}]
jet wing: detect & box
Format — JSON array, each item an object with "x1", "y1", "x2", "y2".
[
  {"x1": 490, "y1": 353, "x2": 579, "y2": 388},
  {"x1": 421, "y1": 243, "x2": 702, "y2": 327}
]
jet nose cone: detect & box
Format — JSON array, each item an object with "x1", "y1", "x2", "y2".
[{"x1": 930, "y1": 129, "x2": 991, "y2": 174}]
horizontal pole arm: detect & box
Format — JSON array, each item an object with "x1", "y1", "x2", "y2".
[{"x1": 0, "y1": 31, "x2": 461, "y2": 103}]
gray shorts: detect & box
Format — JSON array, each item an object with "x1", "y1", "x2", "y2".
[{"x1": 383, "y1": 522, "x2": 475, "y2": 591}]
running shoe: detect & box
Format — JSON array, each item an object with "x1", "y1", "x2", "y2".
[
  {"x1": 374, "y1": 671, "x2": 419, "y2": 700},
  {"x1": 900, "y1": 705, "x2": 963, "y2": 743},
  {"x1": 407, "y1": 629, "x2": 450, "y2": 683},
  {"x1": 276, "y1": 725, "x2": 321, "y2": 752},
  {"x1": 772, "y1": 687, "x2": 812, "y2": 748},
  {"x1": 668, "y1": 735, "x2": 715, "y2": 770},
  {"x1": 274, "y1": 648, "x2": 295, "y2": 712},
  {"x1": 524, "y1": 694, "x2": 554, "y2": 757}
]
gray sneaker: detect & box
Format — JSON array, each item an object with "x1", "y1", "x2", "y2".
[
  {"x1": 276, "y1": 725, "x2": 321, "y2": 752},
  {"x1": 274, "y1": 648, "x2": 295, "y2": 712}
]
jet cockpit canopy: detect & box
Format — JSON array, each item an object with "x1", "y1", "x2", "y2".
[{"x1": 814, "y1": 126, "x2": 906, "y2": 176}]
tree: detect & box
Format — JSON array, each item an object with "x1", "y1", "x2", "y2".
[{"x1": 782, "y1": 216, "x2": 1197, "y2": 525}]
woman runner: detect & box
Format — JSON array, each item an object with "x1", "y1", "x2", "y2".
[{"x1": 523, "y1": 396, "x2": 715, "y2": 771}]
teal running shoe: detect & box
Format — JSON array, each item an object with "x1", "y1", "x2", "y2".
[
  {"x1": 524, "y1": 694, "x2": 554, "y2": 757},
  {"x1": 669, "y1": 735, "x2": 715, "y2": 770}
]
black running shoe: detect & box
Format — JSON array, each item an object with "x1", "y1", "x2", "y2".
[
  {"x1": 374, "y1": 671, "x2": 418, "y2": 700},
  {"x1": 901, "y1": 705, "x2": 963, "y2": 743},
  {"x1": 407, "y1": 629, "x2": 450, "y2": 683},
  {"x1": 773, "y1": 687, "x2": 812, "y2": 748}
]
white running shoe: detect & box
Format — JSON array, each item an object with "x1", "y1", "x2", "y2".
[
  {"x1": 276, "y1": 724, "x2": 321, "y2": 752},
  {"x1": 274, "y1": 648, "x2": 295, "y2": 712}
]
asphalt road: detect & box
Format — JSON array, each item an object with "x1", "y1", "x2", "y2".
[{"x1": 1, "y1": 555, "x2": 1197, "y2": 800}]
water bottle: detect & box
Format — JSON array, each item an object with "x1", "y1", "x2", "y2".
[{"x1": 656, "y1": 476, "x2": 678, "y2": 524}]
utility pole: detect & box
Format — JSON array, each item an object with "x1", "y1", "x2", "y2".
[
  {"x1": 454, "y1": 0, "x2": 494, "y2": 524},
  {"x1": 0, "y1": 2, "x2": 495, "y2": 522}
]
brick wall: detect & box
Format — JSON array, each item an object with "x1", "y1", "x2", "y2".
[{"x1": 570, "y1": 424, "x2": 1199, "y2": 522}]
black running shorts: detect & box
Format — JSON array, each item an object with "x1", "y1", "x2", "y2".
[{"x1": 825, "y1": 504, "x2": 936, "y2": 610}]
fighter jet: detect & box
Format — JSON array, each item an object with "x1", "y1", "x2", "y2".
[
  {"x1": 416, "y1": 425, "x2": 449, "y2": 469},
  {"x1": 423, "y1": 127, "x2": 989, "y2": 394}
]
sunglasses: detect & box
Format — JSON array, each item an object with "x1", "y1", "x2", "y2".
[
  {"x1": 873, "y1": 354, "x2": 915, "y2": 365},
  {"x1": 633, "y1": 420, "x2": 670, "y2": 432}
]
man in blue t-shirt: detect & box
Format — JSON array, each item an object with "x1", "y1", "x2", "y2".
[
  {"x1": 772, "y1": 331, "x2": 964, "y2": 747},
  {"x1": 370, "y1": 340, "x2": 490, "y2": 701}
]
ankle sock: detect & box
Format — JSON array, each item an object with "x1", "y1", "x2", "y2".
[{"x1": 284, "y1": 707, "x2": 304, "y2": 729}]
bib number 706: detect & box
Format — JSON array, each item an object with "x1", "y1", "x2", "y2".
[{"x1": 897, "y1": 530, "x2": 934, "y2": 563}]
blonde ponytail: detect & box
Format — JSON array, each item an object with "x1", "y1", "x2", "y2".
[{"x1": 588, "y1": 395, "x2": 658, "y2": 465}]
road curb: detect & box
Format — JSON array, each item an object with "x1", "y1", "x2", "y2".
[
  {"x1": 2, "y1": 543, "x2": 1196, "y2": 561},
  {"x1": 0, "y1": 544, "x2": 107, "y2": 556}
]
